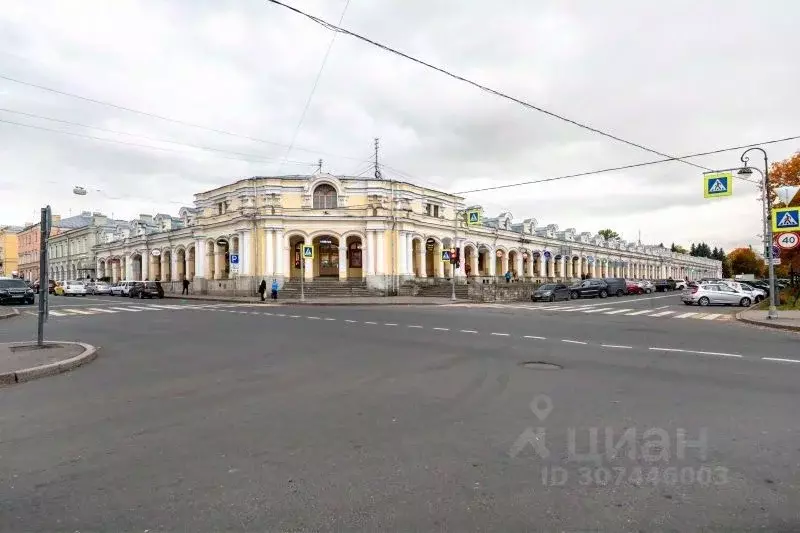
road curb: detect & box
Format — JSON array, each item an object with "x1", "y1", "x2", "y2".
[
  {"x1": 734, "y1": 310, "x2": 800, "y2": 332},
  {"x1": 0, "y1": 341, "x2": 99, "y2": 386},
  {"x1": 164, "y1": 295, "x2": 469, "y2": 306},
  {"x1": 0, "y1": 308, "x2": 20, "y2": 320}
]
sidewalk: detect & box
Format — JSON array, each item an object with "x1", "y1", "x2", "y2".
[
  {"x1": 736, "y1": 309, "x2": 800, "y2": 332},
  {"x1": 164, "y1": 294, "x2": 461, "y2": 306},
  {"x1": 0, "y1": 341, "x2": 98, "y2": 385}
]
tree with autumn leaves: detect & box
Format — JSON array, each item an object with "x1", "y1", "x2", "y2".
[
  {"x1": 727, "y1": 247, "x2": 765, "y2": 277},
  {"x1": 769, "y1": 151, "x2": 800, "y2": 282}
]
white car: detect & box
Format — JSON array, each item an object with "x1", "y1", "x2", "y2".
[
  {"x1": 673, "y1": 280, "x2": 687, "y2": 290},
  {"x1": 721, "y1": 281, "x2": 766, "y2": 302},
  {"x1": 63, "y1": 280, "x2": 88, "y2": 297},
  {"x1": 90, "y1": 282, "x2": 112, "y2": 295},
  {"x1": 110, "y1": 281, "x2": 137, "y2": 297}
]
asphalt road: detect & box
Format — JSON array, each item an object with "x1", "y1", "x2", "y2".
[{"x1": 1, "y1": 299, "x2": 799, "y2": 531}]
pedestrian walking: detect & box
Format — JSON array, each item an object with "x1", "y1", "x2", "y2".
[
  {"x1": 181, "y1": 277, "x2": 190, "y2": 295},
  {"x1": 271, "y1": 279, "x2": 279, "y2": 300},
  {"x1": 505, "y1": 270, "x2": 511, "y2": 284},
  {"x1": 259, "y1": 279, "x2": 267, "y2": 302}
]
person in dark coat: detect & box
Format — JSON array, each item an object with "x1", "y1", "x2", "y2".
[
  {"x1": 258, "y1": 279, "x2": 267, "y2": 301},
  {"x1": 182, "y1": 276, "x2": 190, "y2": 295}
]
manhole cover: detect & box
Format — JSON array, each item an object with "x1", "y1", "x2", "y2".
[{"x1": 520, "y1": 361, "x2": 562, "y2": 370}]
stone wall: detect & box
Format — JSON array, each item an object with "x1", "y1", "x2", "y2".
[{"x1": 467, "y1": 280, "x2": 546, "y2": 302}]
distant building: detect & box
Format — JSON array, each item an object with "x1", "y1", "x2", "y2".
[
  {"x1": 48, "y1": 213, "x2": 128, "y2": 281},
  {"x1": 91, "y1": 173, "x2": 722, "y2": 295},
  {"x1": 0, "y1": 225, "x2": 23, "y2": 277},
  {"x1": 18, "y1": 212, "x2": 98, "y2": 281}
]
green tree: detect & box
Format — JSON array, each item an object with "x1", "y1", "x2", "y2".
[
  {"x1": 690, "y1": 243, "x2": 697, "y2": 256},
  {"x1": 598, "y1": 229, "x2": 620, "y2": 240},
  {"x1": 673, "y1": 244, "x2": 688, "y2": 254},
  {"x1": 728, "y1": 248, "x2": 764, "y2": 276}
]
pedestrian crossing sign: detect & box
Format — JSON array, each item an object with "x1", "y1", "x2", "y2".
[
  {"x1": 441, "y1": 250, "x2": 452, "y2": 262},
  {"x1": 703, "y1": 172, "x2": 733, "y2": 198},
  {"x1": 302, "y1": 245, "x2": 314, "y2": 259},
  {"x1": 466, "y1": 209, "x2": 481, "y2": 226},
  {"x1": 772, "y1": 208, "x2": 800, "y2": 233}
]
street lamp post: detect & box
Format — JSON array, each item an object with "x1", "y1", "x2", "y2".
[{"x1": 739, "y1": 148, "x2": 778, "y2": 319}]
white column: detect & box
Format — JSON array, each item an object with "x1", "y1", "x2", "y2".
[
  {"x1": 456, "y1": 241, "x2": 466, "y2": 277},
  {"x1": 417, "y1": 241, "x2": 426, "y2": 277},
  {"x1": 195, "y1": 240, "x2": 206, "y2": 279},
  {"x1": 515, "y1": 252, "x2": 523, "y2": 278},
  {"x1": 488, "y1": 249, "x2": 496, "y2": 276},
  {"x1": 548, "y1": 256, "x2": 555, "y2": 278},
  {"x1": 397, "y1": 232, "x2": 407, "y2": 276},
  {"x1": 339, "y1": 244, "x2": 348, "y2": 280},
  {"x1": 125, "y1": 257, "x2": 133, "y2": 280},
  {"x1": 557, "y1": 256, "x2": 564, "y2": 279},
  {"x1": 537, "y1": 255, "x2": 545, "y2": 277},
  {"x1": 171, "y1": 251, "x2": 178, "y2": 282},
  {"x1": 213, "y1": 245, "x2": 224, "y2": 280},
  {"x1": 405, "y1": 233, "x2": 413, "y2": 276},
  {"x1": 239, "y1": 231, "x2": 249, "y2": 276},
  {"x1": 365, "y1": 231, "x2": 375, "y2": 275},
  {"x1": 274, "y1": 229, "x2": 284, "y2": 277},
  {"x1": 375, "y1": 231, "x2": 385, "y2": 276},
  {"x1": 590, "y1": 260, "x2": 596, "y2": 278},
  {"x1": 265, "y1": 230, "x2": 274, "y2": 275},
  {"x1": 142, "y1": 252, "x2": 150, "y2": 280},
  {"x1": 436, "y1": 244, "x2": 445, "y2": 278},
  {"x1": 501, "y1": 253, "x2": 509, "y2": 275},
  {"x1": 565, "y1": 258, "x2": 572, "y2": 279}
]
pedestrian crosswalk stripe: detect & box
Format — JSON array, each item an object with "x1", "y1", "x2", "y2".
[
  {"x1": 700, "y1": 313, "x2": 721, "y2": 320},
  {"x1": 62, "y1": 308, "x2": 93, "y2": 315},
  {"x1": 625, "y1": 309, "x2": 654, "y2": 316},
  {"x1": 145, "y1": 304, "x2": 180, "y2": 309},
  {"x1": 108, "y1": 306, "x2": 142, "y2": 312},
  {"x1": 649, "y1": 311, "x2": 675, "y2": 317},
  {"x1": 583, "y1": 307, "x2": 613, "y2": 313},
  {"x1": 603, "y1": 309, "x2": 633, "y2": 315},
  {"x1": 127, "y1": 305, "x2": 156, "y2": 311},
  {"x1": 86, "y1": 307, "x2": 118, "y2": 313},
  {"x1": 48, "y1": 310, "x2": 68, "y2": 316},
  {"x1": 675, "y1": 312, "x2": 698, "y2": 319}
]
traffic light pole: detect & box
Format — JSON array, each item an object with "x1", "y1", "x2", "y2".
[
  {"x1": 37, "y1": 206, "x2": 51, "y2": 347},
  {"x1": 452, "y1": 209, "x2": 460, "y2": 302}
]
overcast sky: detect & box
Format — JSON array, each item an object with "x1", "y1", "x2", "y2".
[{"x1": 1, "y1": 0, "x2": 798, "y2": 251}]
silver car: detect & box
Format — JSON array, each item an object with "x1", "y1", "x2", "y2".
[
  {"x1": 681, "y1": 283, "x2": 754, "y2": 307},
  {"x1": 723, "y1": 281, "x2": 766, "y2": 302},
  {"x1": 90, "y1": 282, "x2": 112, "y2": 295}
]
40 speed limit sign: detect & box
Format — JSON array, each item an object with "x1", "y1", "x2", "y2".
[{"x1": 775, "y1": 232, "x2": 799, "y2": 250}]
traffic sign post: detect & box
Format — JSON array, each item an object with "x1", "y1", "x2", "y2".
[
  {"x1": 772, "y1": 207, "x2": 800, "y2": 233},
  {"x1": 703, "y1": 172, "x2": 733, "y2": 198},
  {"x1": 441, "y1": 250, "x2": 452, "y2": 262},
  {"x1": 230, "y1": 253, "x2": 240, "y2": 273},
  {"x1": 466, "y1": 209, "x2": 481, "y2": 226},
  {"x1": 776, "y1": 232, "x2": 799, "y2": 250},
  {"x1": 300, "y1": 245, "x2": 313, "y2": 302}
]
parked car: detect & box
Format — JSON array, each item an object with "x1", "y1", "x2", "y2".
[
  {"x1": 570, "y1": 279, "x2": 609, "y2": 299},
  {"x1": 654, "y1": 279, "x2": 677, "y2": 292},
  {"x1": 48, "y1": 279, "x2": 56, "y2": 294},
  {"x1": 673, "y1": 279, "x2": 687, "y2": 290},
  {"x1": 627, "y1": 280, "x2": 645, "y2": 295},
  {"x1": 53, "y1": 281, "x2": 65, "y2": 296},
  {"x1": 603, "y1": 278, "x2": 628, "y2": 297},
  {"x1": 0, "y1": 277, "x2": 35, "y2": 305},
  {"x1": 681, "y1": 282, "x2": 753, "y2": 307},
  {"x1": 89, "y1": 281, "x2": 112, "y2": 295},
  {"x1": 62, "y1": 280, "x2": 88, "y2": 297},
  {"x1": 111, "y1": 281, "x2": 137, "y2": 297},
  {"x1": 637, "y1": 280, "x2": 655, "y2": 294},
  {"x1": 722, "y1": 281, "x2": 766, "y2": 303},
  {"x1": 129, "y1": 281, "x2": 163, "y2": 299},
  {"x1": 531, "y1": 283, "x2": 570, "y2": 302}
]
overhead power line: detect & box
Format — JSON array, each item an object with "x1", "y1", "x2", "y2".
[
  {"x1": 0, "y1": 107, "x2": 313, "y2": 165},
  {"x1": 277, "y1": 0, "x2": 351, "y2": 172},
  {"x1": 0, "y1": 117, "x2": 315, "y2": 166},
  {"x1": 265, "y1": 0, "x2": 714, "y2": 173},
  {"x1": 0, "y1": 73, "x2": 365, "y2": 162},
  {"x1": 453, "y1": 134, "x2": 800, "y2": 195}
]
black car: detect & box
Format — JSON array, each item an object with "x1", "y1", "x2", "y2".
[
  {"x1": 653, "y1": 279, "x2": 677, "y2": 292},
  {"x1": 531, "y1": 283, "x2": 570, "y2": 302},
  {"x1": 569, "y1": 279, "x2": 609, "y2": 299},
  {"x1": 602, "y1": 277, "x2": 628, "y2": 297},
  {"x1": 129, "y1": 282, "x2": 163, "y2": 299},
  {"x1": 0, "y1": 278, "x2": 35, "y2": 305}
]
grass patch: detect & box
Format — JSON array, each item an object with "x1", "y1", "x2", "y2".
[{"x1": 759, "y1": 288, "x2": 800, "y2": 310}]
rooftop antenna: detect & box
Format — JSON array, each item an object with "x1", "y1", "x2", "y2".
[
  {"x1": 374, "y1": 137, "x2": 382, "y2": 179},
  {"x1": 317, "y1": 159, "x2": 323, "y2": 173}
]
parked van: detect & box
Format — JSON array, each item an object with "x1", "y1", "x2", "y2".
[{"x1": 602, "y1": 278, "x2": 628, "y2": 297}]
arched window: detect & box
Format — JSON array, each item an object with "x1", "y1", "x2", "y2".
[{"x1": 313, "y1": 184, "x2": 337, "y2": 209}]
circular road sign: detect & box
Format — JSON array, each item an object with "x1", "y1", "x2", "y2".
[{"x1": 776, "y1": 232, "x2": 799, "y2": 250}]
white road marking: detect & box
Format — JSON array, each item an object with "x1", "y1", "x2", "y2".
[
  {"x1": 407, "y1": 325, "x2": 423, "y2": 328},
  {"x1": 433, "y1": 327, "x2": 450, "y2": 331},
  {"x1": 48, "y1": 310, "x2": 68, "y2": 316},
  {"x1": 460, "y1": 329, "x2": 478, "y2": 333},
  {"x1": 145, "y1": 304, "x2": 177, "y2": 309},
  {"x1": 625, "y1": 309, "x2": 654, "y2": 316},
  {"x1": 700, "y1": 313, "x2": 722, "y2": 320},
  {"x1": 524, "y1": 335, "x2": 546, "y2": 339},
  {"x1": 324, "y1": 318, "x2": 336, "y2": 321},
  {"x1": 649, "y1": 347, "x2": 686, "y2": 353},
  {"x1": 652, "y1": 305, "x2": 671, "y2": 310},
  {"x1": 583, "y1": 308, "x2": 613, "y2": 313},
  {"x1": 649, "y1": 311, "x2": 675, "y2": 317},
  {"x1": 86, "y1": 307, "x2": 118, "y2": 313},
  {"x1": 649, "y1": 347, "x2": 741, "y2": 358},
  {"x1": 276, "y1": 313, "x2": 286, "y2": 317},
  {"x1": 345, "y1": 319, "x2": 357, "y2": 323},
  {"x1": 289, "y1": 315, "x2": 300, "y2": 318},
  {"x1": 307, "y1": 316, "x2": 321, "y2": 320},
  {"x1": 264, "y1": 312, "x2": 274, "y2": 315},
  {"x1": 562, "y1": 339, "x2": 588, "y2": 345},
  {"x1": 249, "y1": 312, "x2": 260, "y2": 315},
  {"x1": 61, "y1": 308, "x2": 94, "y2": 315},
  {"x1": 674, "y1": 312, "x2": 698, "y2": 319},
  {"x1": 490, "y1": 332, "x2": 509, "y2": 336},
  {"x1": 108, "y1": 306, "x2": 142, "y2": 312},
  {"x1": 384, "y1": 323, "x2": 398, "y2": 326},
  {"x1": 762, "y1": 357, "x2": 800, "y2": 364},
  {"x1": 601, "y1": 344, "x2": 632, "y2": 349},
  {"x1": 603, "y1": 308, "x2": 633, "y2": 315},
  {"x1": 364, "y1": 321, "x2": 377, "y2": 324}
]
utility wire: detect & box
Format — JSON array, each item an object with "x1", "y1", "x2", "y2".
[
  {"x1": 265, "y1": 0, "x2": 714, "y2": 172},
  {"x1": 454, "y1": 134, "x2": 800, "y2": 195},
  {"x1": 0, "y1": 117, "x2": 317, "y2": 167},
  {"x1": 0, "y1": 108, "x2": 314, "y2": 165},
  {"x1": 277, "y1": 0, "x2": 351, "y2": 173},
  {"x1": 0, "y1": 73, "x2": 365, "y2": 162}
]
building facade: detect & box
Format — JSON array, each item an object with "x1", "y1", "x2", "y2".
[
  {"x1": 91, "y1": 174, "x2": 722, "y2": 294},
  {"x1": 0, "y1": 226, "x2": 23, "y2": 277},
  {"x1": 17, "y1": 216, "x2": 64, "y2": 282},
  {"x1": 48, "y1": 213, "x2": 127, "y2": 281}
]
